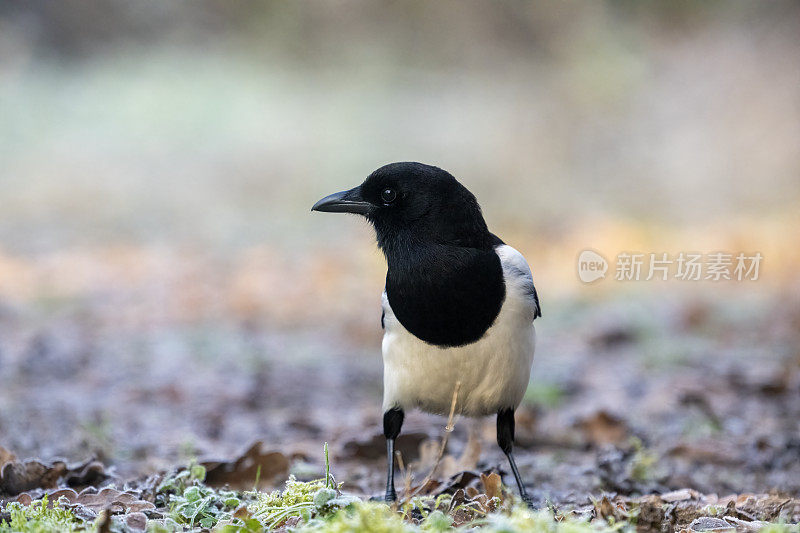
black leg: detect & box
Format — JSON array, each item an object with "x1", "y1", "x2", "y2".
[
  {"x1": 382, "y1": 407, "x2": 404, "y2": 502},
  {"x1": 497, "y1": 408, "x2": 534, "y2": 508}
]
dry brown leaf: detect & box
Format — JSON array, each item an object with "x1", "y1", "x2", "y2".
[
  {"x1": 49, "y1": 488, "x2": 80, "y2": 503},
  {"x1": 0, "y1": 447, "x2": 16, "y2": 470},
  {"x1": 0, "y1": 456, "x2": 109, "y2": 496},
  {"x1": 668, "y1": 442, "x2": 740, "y2": 465},
  {"x1": 125, "y1": 512, "x2": 148, "y2": 531},
  {"x1": 588, "y1": 324, "x2": 637, "y2": 349},
  {"x1": 480, "y1": 472, "x2": 502, "y2": 501},
  {"x1": 0, "y1": 459, "x2": 67, "y2": 495},
  {"x1": 38, "y1": 487, "x2": 157, "y2": 514},
  {"x1": 595, "y1": 496, "x2": 616, "y2": 520},
  {"x1": 233, "y1": 503, "x2": 252, "y2": 520},
  {"x1": 687, "y1": 516, "x2": 734, "y2": 531},
  {"x1": 662, "y1": 489, "x2": 702, "y2": 502},
  {"x1": 471, "y1": 493, "x2": 490, "y2": 511},
  {"x1": 341, "y1": 431, "x2": 428, "y2": 462},
  {"x1": 406, "y1": 478, "x2": 440, "y2": 496},
  {"x1": 202, "y1": 441, "x2": 289, "y2": 489},
  {"x1": 64, "y1": 459, "x2": 109, "y2": 488},
  {"x1": 13, "y1": 493, "x2": 33, "y2": 506},
  {"x1": 575, "y1": 410, "x2": 629, "y2": 447},
  {"x1": 431, "y1": 470, "x2": 481, "y2": 496}
]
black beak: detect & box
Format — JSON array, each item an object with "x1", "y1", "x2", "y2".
[{"x1": 311, "y1": 186, "x2": 373, "y2": 215}]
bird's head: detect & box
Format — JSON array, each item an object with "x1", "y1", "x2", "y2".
[{"x1": 312, "y1": 162, "x2": 493, "y2": 252}]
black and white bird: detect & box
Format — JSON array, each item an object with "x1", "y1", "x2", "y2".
[{"x1": 312, "y1": 162, "x2": 541, "y2": 505}]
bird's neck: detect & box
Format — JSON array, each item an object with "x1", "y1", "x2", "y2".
[{"x1": 376, "y1": 225, "x2": 493, "y2": 261}]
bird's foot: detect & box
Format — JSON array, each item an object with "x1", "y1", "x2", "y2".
[
  {"x1": 369, "y1": 490, "x2": 397, "y2": 504},
  {"x1": 520, "y1": 493, "x2": 536, "y2": 509}
]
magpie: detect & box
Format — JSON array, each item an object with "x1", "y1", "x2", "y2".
[{"x1": 312, "y1": 162, "x2": 541, "y2": 506}]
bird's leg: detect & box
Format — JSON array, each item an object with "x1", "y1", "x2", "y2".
[
  {"x1": 382, "y1": 407, "x2": 404, "y2": 502},
  {"x1": 497, "y1": 407, "x2": 534, "y2": 508}
]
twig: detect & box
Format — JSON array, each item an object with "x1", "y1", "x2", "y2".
[
  {"x1": 398, "y1": 381, "x2": 461, "y2": 505},
  {"x1": 397, "y1": 450, "x2": 412, "y2": 501}
]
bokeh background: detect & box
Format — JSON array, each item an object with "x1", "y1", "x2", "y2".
[{"x1": 1, "y1": 0, "x2": 799, "y2": 500}]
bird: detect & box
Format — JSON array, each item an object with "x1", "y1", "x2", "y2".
[{"x1": 311, "y1": 162, "x2": 541, "y2": 506}]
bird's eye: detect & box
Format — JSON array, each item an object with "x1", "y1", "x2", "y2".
[{"x1": 381, "y1": 188, "x2": 397, "y2": 204}]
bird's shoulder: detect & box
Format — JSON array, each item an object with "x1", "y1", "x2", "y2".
[{"x1": 493, "y1": 240, "x2": 542, "y2": 320}]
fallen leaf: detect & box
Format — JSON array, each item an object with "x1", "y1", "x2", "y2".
[
  {"x1": 14, "y1": 486, "x2": 156, "y2": 515},
  {"x1": 125, "y1": 512, "x2": 148, "y2": 531},
  {"x1": 341, "y1": 431, "x2": 428, "y2": 462},
  {"x1": 575, "y1": 410, "x2": 628, "y2": 447},
  {"x1": 662, "y1": 489, "x2": 701, "y2": 502},
  {"x1": 432, "y1": 470, "x2": 481, "y2": 496},
  {"x1": 688, "y1": 516, "x2": 734, "y2": 531},
  {"x1": 588, "y1": 324, "x2": 637, "y2": 349},
  {"x1": 0, "y1": 459, "x2": 66, "y2": 495},
  {"x1": 64, "y1": 459, "x2": 109, "y2": 488},
  {"x1": 13, "y1": 493, "x2": 33, "y2": 506},
  {"x1": 233, "y1": 503, "x2": 252, "y2": 520},
  {"x1": 480, "y1": 472, "x2": 502, "y2": 501},
  {"x1": 406, "y1": 478, "x2": 440, "y2": 496},
  {"x1": 594, "y1": 496, "x2": 617, "y2": 521},
  {"x1": 721, "y1": 516, "x2": 768, "y2": 532},
  {"x1": 668, "y1": 442, "x2": 740, "y2": 465},
  {"x1": 202, "y1": 441, "x2": 289, "y2": 489},
  {"x1": 0, "y1": 456, "x2": 110, "y2": 496},
  {"x1": 0, "y1": 447, "x2": 15, "y2": 469}
]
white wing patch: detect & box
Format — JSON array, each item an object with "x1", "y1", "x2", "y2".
[{"x1": 495, "y1": 245, "x2": 540, "y2": 321}]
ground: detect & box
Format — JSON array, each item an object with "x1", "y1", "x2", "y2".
[{"x1": 1, "y1": 250, "x2": 799, "y2": 530}]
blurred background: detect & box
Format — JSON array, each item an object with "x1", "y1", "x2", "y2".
[{"x1": 0, "y1": 0, "x2": 799, "y2": 500}]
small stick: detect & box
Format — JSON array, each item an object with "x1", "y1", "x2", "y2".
[
  {"x1": 399, "y1": 381, "x2": 461, "y2": 505},
  {"x1": 398, "y1": 451, "x2": 412, "y2": 500}
]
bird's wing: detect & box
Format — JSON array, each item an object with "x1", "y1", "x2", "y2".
[{"x1": 496, "y1": 244, "x2": 541, "y2": 320}]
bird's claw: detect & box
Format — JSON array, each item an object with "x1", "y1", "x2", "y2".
[
  {"x1": 520, "y1": 493, "x2": 536, "y2": 509},
  {"x1": 369, "y1": 491, "x2": 397, "y2": 504}
]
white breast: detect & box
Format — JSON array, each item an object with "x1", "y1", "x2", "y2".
[{"x1": 381, "y1": 244, "x2": 538, "y2": 417}]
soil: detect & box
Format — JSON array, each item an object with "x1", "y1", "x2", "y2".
[{"x1": 1, "y1": 252, "x2": 799, "y2": 530}]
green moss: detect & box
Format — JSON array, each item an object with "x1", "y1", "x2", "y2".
[
  {"x1": 156, "y1": 463, "x2": 248, "y2": 530},
  {"x1": 0, "y1": 496, "x2": 86, "y2": 533},
  {"x1": 628, "y1": 438, "x2": 659, "y2": 483},
  {"x1": 253, "y1": 476, "x2": 327, "y2": 509},
  {"x1": 0, "y1": 442, "x2": 649, "y2": 533},
  {"x1": 480, "y1": 506, "x2": 629, "y2": 533},
  {"x1": 294, "y1": 501, "x2": 630, "y2": 533},
  {"x1": 297, "y1": 501, "x2": 411, "y2": 533},
  {"x1": 247, "y1": 475, "x2": 360, "y2": 530}
]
